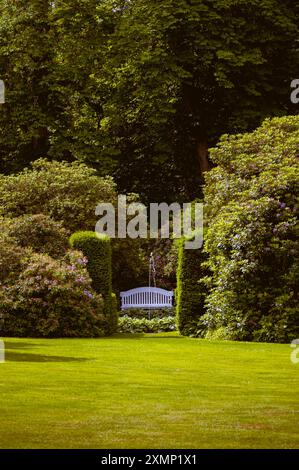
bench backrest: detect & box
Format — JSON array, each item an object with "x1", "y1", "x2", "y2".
[{"x1": 120, "y1": 287, "x2": 173, "y2": 310}]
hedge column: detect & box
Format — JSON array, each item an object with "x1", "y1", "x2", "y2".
[
  {"x1": 69, "y1": 231, "x2": 117, "y2": 333},
  {"x1": 176, "y1": 237, "x2": 207, "y2": 336}
]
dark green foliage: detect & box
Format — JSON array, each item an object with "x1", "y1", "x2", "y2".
[
  {"x1": 99, "y1": 0, "x2": 299, "y2": 202},
  {"x1": 176, "y1": 237, "x2": 207, "y2": 336},
  {"x1": 111, "y1": 238, "x2": 149, "y2": 295},
  {"x1": 69, "y1": 231, "x2": 116, "y2": 333},
  {"x1": 118, "y1": 316, "x2": 176, "y2": 334},
  {"x1": 202, "y1": 115, "x2": 299, "y2": 343},
  {"x1": 0, "y1": 0, "x2": 118, "y2": 174},
  {"x1": 0, "y1": 0, "x2": 56, "y2": 173}
]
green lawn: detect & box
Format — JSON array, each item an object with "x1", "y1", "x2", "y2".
[{"x1": 0, "y1": 333, "x2": 298, "y2": 449}]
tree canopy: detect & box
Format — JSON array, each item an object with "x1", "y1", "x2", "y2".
[{"x1": 100, "y1": 0, "x2": 299, "y2": 201}]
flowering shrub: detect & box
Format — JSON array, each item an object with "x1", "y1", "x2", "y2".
[
  {"x1": 201, "y1": 116, "x2": 299, "y2": 343},
  {"x1": 1, "y1": 250, "x2": 107, "y2": 337}
]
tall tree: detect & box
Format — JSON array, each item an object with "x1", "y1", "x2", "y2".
[
  {"x1": 98, "y1": 0, "x2": 299, "y2": 202},
  {"x1": 0, "y1": 0, "x2": 55, "y2": 173},
  {"x1": 0, "y1": 0, "x2": 118, "y2": 174},
  {"x1": 49, "y1": 0, "x2": 118, "y2": 174}
]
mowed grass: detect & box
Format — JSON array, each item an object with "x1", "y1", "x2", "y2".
[{"x1": 0, "y1": 333, "x2": 298, "y2": 449}]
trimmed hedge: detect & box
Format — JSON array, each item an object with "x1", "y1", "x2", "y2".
[
  {"x1": 69, "y1": 231, "x2": 117, "y2": 333},
  {"x1": 176, "y1": 236, "x2": 207, "y2": 336}
]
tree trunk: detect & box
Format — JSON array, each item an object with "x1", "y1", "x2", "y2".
[{"x1": 196, "y1": 140, "x2": 210, "y2": 174}]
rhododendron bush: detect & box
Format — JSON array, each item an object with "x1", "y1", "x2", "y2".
[
  {"x1": 199, "y1": 116, "x2": 299, "y2": 343},
  {"x1": 0, "y1": 251, "x2": 107, "y2": 338}
]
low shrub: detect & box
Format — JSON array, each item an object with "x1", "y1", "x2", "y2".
[
  {"x1": 118, "y1": 316, "x2": 176, "y2": 334},
  {"x1": 0, "y1": 250, "x2": 107, "y2": 338},
  {"x1": 120, "y1": 307, "x2": 175, "y2": 319},
  {"x1": 201, "y1": 326, "x2": 234, "y2": 341}
]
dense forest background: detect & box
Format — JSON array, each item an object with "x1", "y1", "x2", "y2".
[{"x1": 0, "y1": 0, "x2": 298, "y2": 202}]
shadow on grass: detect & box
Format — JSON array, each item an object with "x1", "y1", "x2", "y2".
[
  {"x1": 4, "y1": 341, "x2": 45, "y2": 350},
  {"x1": 5, "y1": 351, "x2": 89, "y2": 363},
  {"x1": 0, "y1": 340, "x2": 89, "y2": 362},
  {"x1": 108, "y1": 333, "x2": 183, "y2": 340},
  {"x1": 3, "y1": 341, "x2": 89, "y2": 362}
]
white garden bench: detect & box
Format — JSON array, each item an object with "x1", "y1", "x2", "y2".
[{"x1": 120, "y1": 287, "x2": 174, "y2": 310}]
